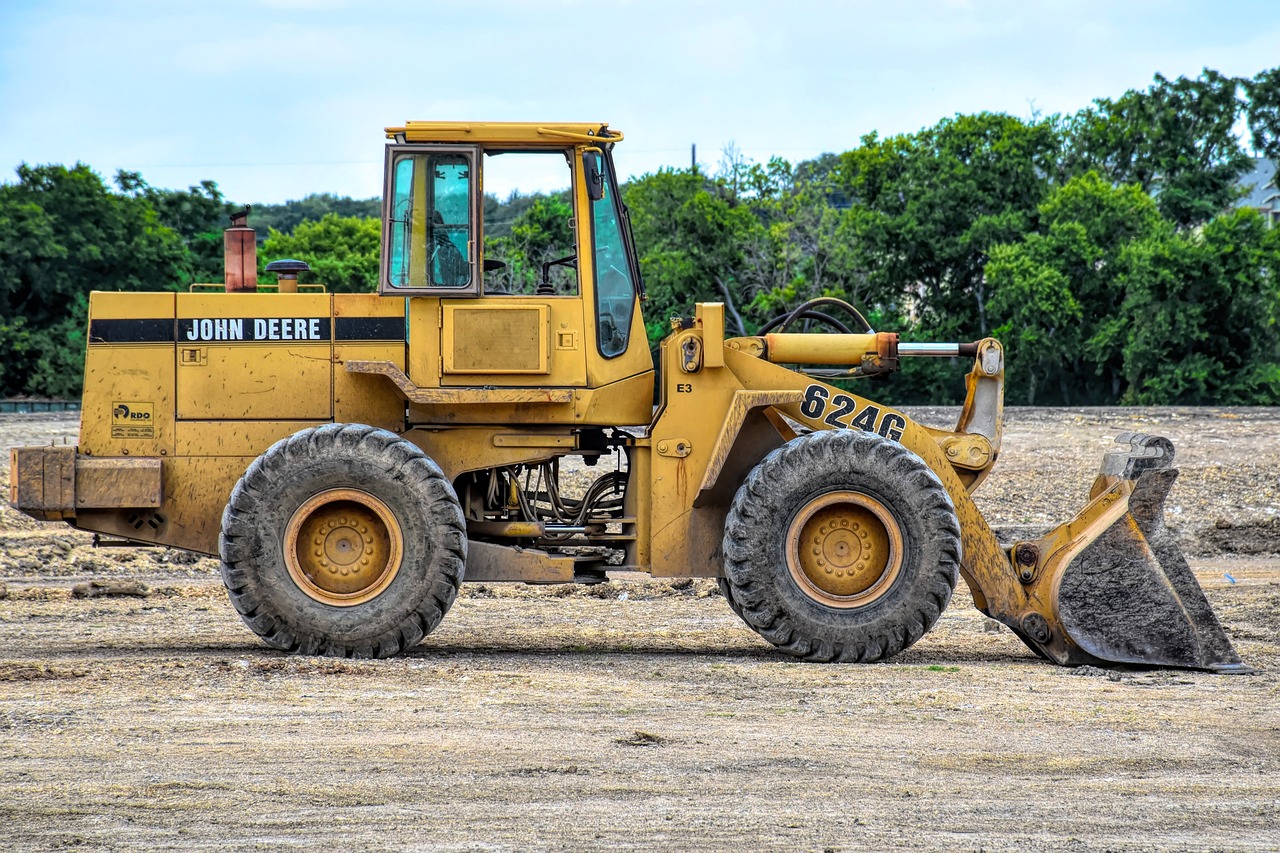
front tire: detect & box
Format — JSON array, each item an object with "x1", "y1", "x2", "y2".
[
  {"x1": 722, "y1": 429, "x2": 960, "y2": 662},
  {"x1": 219, "y1": 424, "x2": 466, "y2": 658}
]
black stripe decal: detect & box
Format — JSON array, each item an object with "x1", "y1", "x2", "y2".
[
  {"x1": 90, "y1": 316, "x2": 405, "y2": 344},
  {"x1": 335, "y1": 316, "x2": 406, "y2": 342},
  {"x1": 89, "y1": 319, "x2": 175, "y2": 343}
]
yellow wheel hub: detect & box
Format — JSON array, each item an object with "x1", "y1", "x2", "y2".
[
  {"x1": 786, "y1": 491, "x2": 903, "y2": 608},
  {"x1": 284, "y1": 489, "x2": 403, "y2": 607}
]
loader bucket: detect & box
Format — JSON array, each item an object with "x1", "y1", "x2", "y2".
[{"x1": 1007, "y1": 433, "x2": 1250, "y2": 673}]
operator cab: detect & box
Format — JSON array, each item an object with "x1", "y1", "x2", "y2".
[{"x1": 379, "y1": 123, "x2": 649, "y2": 396}]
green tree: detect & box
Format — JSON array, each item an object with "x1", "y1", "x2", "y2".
[
  {"x1": 988, "y1": 173, "x2": 1166, "y2": 404},
  {"x1": 1117, "y1": 209, "x2": 1280, "y2": 404},
  {"x1": 250, "y1": 193, "x2": 381, "y2": 237},
  {"x1": 259, "y1": 213, "x2": 380, "y2": 293},
  {"x1": 1060, "y1": 69, "x2": 1253, "y2": 229},
  {"x1": 624, "y1": 169, "x2": 769, "y2": 342},
  {"x1": 835, "y1": 113, "x2": 1060, "y2": 341},
  {"x1": 0, "y1": 163, "x2": 187, "y2": 397},
  {"x1": 1244, "y1": 67, "x2": 1280, "y2": 160},
  {"x1": 117, "y1": 171, "x2": 234, "y2": 286}
]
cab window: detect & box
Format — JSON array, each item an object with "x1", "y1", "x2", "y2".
[
  {"x1": 481, "y1": 150, "x2": 577, "y2": 296},
  {"x1": 385, "y1": 149, "x2": 476, "y2": 292},
  {"x1": 590, "y1": 152, "x2": 636, "y2": 357}
]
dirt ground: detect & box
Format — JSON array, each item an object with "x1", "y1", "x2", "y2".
[{"x1": 1, "y1": 409, "x2": 1278, "y2": 851}]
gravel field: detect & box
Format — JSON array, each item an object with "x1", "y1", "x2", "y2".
[{"x1": 1, "y1": 409, "x2": 1278, "y2": 851}]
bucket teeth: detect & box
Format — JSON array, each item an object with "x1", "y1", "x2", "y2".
[{"x1": 1099, "y1": 432, "x2": 1175, "y2": 478}]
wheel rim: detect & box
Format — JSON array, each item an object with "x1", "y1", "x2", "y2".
[
  {"x1": 284, "y1": 489, "x2": 403, "y2": 607},
  {"x1": 786, "y1": 490, "x2": 903, "y2": 608}
]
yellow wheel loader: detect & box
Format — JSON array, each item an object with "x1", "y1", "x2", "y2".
[{"x1": 8, "y1": 122, "x2": 1247, "y2": 671}]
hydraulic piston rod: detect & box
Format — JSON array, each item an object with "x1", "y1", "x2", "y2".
[{"x1": 899, "y1": 342, "x2": 980, "y2": 358}]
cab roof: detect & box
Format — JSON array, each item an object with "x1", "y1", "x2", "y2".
[{"x1": 385, "y1": 121, "x2": 622, "y2": 146}]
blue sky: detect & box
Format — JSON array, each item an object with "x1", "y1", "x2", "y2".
[{"x1": 2, "y1": 1, "x2": 1278, "y2": 204}]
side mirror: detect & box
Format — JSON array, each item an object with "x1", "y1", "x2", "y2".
[{"x1": 583, "y1": 151, "x2": 605, "y2": 201}]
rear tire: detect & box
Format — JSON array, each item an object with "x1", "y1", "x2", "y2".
[
  {"x1": 722, "y1": 429, "x2": 960, "y2": 662},
  {"x1": 219, "y1": 424, "x2": 466, "y2": 658}
]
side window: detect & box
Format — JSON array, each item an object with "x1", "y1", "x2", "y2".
[
  {"x1": 387, "y1": 157, "x2": 414, "y2": 287},
  {"x1": 384, "y1": 150, "x2": 475, "y2": 291},
  {"x1": 590, "y1": 152, "x2": 636, "y2": 357}
]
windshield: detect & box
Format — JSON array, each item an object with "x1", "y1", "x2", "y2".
[{"x1": 590, "y1": 150, "x2": 638, "y2": 357}]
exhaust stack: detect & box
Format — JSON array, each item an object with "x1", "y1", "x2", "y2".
[{"x1": 224, "y1": 206, "x2": 257, "y2": 293}]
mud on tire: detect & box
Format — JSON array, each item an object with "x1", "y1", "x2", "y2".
[
  {"x1": 219, "y1": 424, "x2": 466, "y2": 658},
  {"x1": 722, "y1": 429, "x2": 960, "y2": 662}
]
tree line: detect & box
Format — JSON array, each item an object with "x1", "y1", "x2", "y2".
[{"x1": 2, "y1": 67, "x2": 1278, "y2": 404}]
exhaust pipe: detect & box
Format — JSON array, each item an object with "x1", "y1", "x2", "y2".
[{"x1": 224, "y1": 206, "x2": 257, "y2": 293}]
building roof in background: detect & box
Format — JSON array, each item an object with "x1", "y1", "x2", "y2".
[{"x1": 1240, "y1": 158, "x2": 1279, "y2": 208}]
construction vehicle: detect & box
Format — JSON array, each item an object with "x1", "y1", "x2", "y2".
[{"x1": 8, "y1": 122, "x2": 1247, "y2": 672}]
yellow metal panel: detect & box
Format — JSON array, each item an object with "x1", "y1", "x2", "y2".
[
  {"x1": 697, "y1": 303, "x2": 725, "y2": 368},
  {"x1": 86, "y1": 291, "x2": 176, "y2": 320},
  {"x1": 174, "y1": 421, "x2": 328, "y2": 457},
  {"x1": 75, "y1": 457, "x2": 162, "y2": 508},
  {"x1": 695, "y1": 390, "x2": 805, "y2": 500},
  {"x1": 406, "y1": 399, "x2": 577, "y2": 426},
  {"x1": 573, "y1": 370, "x2": 655, "y2": 426},
  {"x1": 649, "y1": 505, "x2": 730, "y2": 578},
  {"x1": 81, "y1": 292, "x2": 175, "y2": 460},
  {"x1": 407, "y1": 297, "x2": 443, "y2": 388},
  {"x1": 175, "y1": 293, "x2": 332, "y2": 421},
  {"x1": 464, "y1": 540, "x2": 578, "y2": 582},
  {"x1": 411, "y1": 297, "x2": 588, "y2": 393},
  {"x1": 334, "y1": 291, "x2": 406, "y2": 327},
  {"x1": 646, "y1": 332, "x2": 746, "y2": 577},
  {"x1": 333, "y1": 296, "x2": 406, "y2": 431},
  {"x1": 492, "y1": 434, "x2": 577, "y2": 448},
  {"x1": 336, "y1": 346, "x2": 404, "y2": 431},
  {"x1": 443, "y1": 304, "x2": 549, "y2": 374},
  {"x1": 398, "y1": 371, "x2": 653, "y2": 427},
  {"x1": 177, "y1": 345, "x2": 331, "y2": 420},
  {"x1": 404, "y1": 426, "x2": 574, "y2": 482}
]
